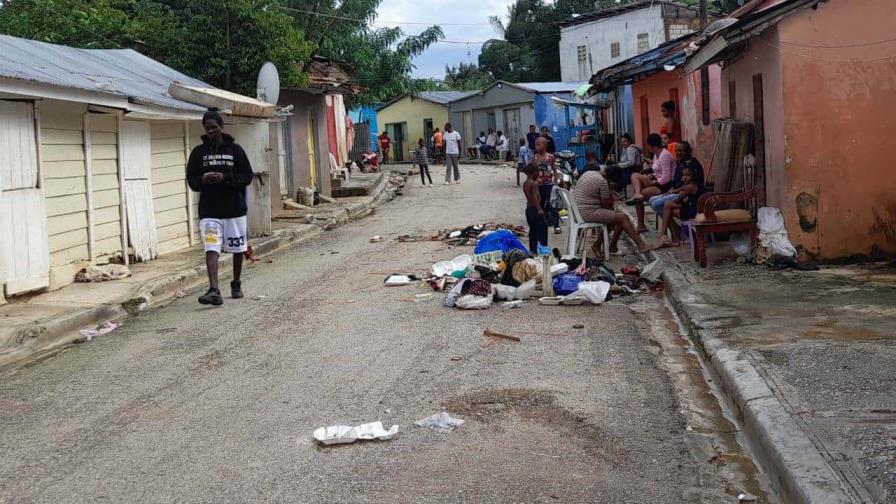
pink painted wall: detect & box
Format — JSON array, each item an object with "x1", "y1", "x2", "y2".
[
  {"x1": 631, "y1": 66, "x2": 723, "y2": 169},
  {"x1": 720, "y1": 0, "x2": 896, "y2": 259}
]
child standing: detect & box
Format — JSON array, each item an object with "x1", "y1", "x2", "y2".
[
  {"x1": 413, "y1": 138, "x2": 432, "y2": 186},
  {"x1": 522, "y1": 164, "x2": 547, "y2": 253},
  {"x1": 516, "y1": 139, "x2": 532, "y2": 187}
]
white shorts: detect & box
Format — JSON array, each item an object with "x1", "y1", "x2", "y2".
[{"x1": 200, "y1": 216, "x2": 248, "y2": 254}]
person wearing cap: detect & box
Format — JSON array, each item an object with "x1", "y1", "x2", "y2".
[{"x1": 186, "y1": 110, "x2": 254, "y2": 306}]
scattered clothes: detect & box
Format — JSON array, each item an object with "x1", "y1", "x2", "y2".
[
  {"x1": 313, "y1": 421, "x2": 399, "y2": 445},
  {"x1": 512, "y1": 259, "x2": 542, "y2": 284},
  {"x1": 460, "y1": 279, "x2": 492, "y2": 297},
  {"x1": 76, "y1": 321, "x2": 118, "y2": 343},
  {"x1": 757, "y1": 207, "x2": 797, "y2": 257},
  {"x1": 474, "y1": 229, "x2": 529, "y2": 255},
  {"x1": 444, "y1": 279, "x2": 471, "y2": 307},
  {"x1": 621, "y1": 266, "x2": 640, "y2": 276},
  {"x1": 415, "y1": 412, "x2": 465, "y2": 432},
  {"x1": 766, "y1": 254, "x2": 819, "y2": 271},
  {"x1": 501, "y1": 249, "x2": 531, "y2": 286},
  {"x1": 75, "y1": 264, "x2": 131, "y2": 283}
]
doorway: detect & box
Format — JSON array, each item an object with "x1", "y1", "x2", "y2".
[
  {"x1": 503, "y1": 108, "x2": 521, "y2": 147},
  {"x1": 486, "y1": 112, "x2": 497, "y2": 133},
  {"x1": 639, "y1": 95, "x2": 650, "y2": 149},
  {"x1": 386, "y1": 122, "x2": 406, "y2": 162},
  {"x1": 752, "y1": 73, "x2": 767, "y2": 207},
  {"x1": 423, "y1": 118, "x2": 434, "y2": 146}
]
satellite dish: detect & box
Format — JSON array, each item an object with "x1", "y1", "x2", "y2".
[{"x1": 256, "y1": 62, "x2": 280, "y2": 105}]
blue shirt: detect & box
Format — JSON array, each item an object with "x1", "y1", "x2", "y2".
[{"x1": 518, "y1": 145, "x2": 532, "y2": 165}]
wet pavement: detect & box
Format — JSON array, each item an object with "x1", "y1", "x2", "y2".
[
  {"x1": 0, "y1": 165, "x2": 768, "y2": 503},
  {"x1": 652, "y1": 239, "x2": 896, "y2": 503}
]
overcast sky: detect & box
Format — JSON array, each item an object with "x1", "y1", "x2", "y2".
[{"x1": 377, "y1": 0, "x2": 516, "y2": 79}]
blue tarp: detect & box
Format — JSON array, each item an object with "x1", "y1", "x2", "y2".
[
  {"x1": 474, "y1": 230, "x2": 529, "y2": 255},
  {"x1": 349, "y1": 106, "x2": 379, "y2": 152}
]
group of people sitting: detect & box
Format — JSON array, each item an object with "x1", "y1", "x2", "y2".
[
  {"x1": 520, "y1": 110, "x2": 706, "y2": 257},
  {"x1": 467, "y1": 128, "x2": 509, "y2": 160}
]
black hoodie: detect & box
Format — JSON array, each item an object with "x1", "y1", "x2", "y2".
[{"x1": 186, "y1": 133, "x2": 253, "y2": 219}]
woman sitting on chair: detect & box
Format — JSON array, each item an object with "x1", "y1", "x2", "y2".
[{"x1": 574, "y1": 166, "x2": 652, "y2": 258}]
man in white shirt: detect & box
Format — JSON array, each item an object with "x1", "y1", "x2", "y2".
[
  {"x1": 485, "y1": 128, "x2": 497, "y2": 159},
  {"x1": 442, "y1": 122, "x2": 463, "y2": 184},
  {"x1": 496, "y1": 131, "x2": 509, "y2": 161}
]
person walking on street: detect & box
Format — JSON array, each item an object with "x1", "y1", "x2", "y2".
[
  {"x1": 186, "y1": 110, "x2": 253, "y2": 306},
  {"x1": 379, "y1": 131, "x2": 392, "y2": 164},
  {"x1": 443, "y1": 122, "x2": 462, "y2": 184},
  {"x1": 413, "y1": 138, "x2": 433, "y2": 186},
  {"x1": 522, "y1": 163, "x2": 547, "y2": 253},
  {"x1": 533, "y1": 136, "x2": 560, "y2": 236}
]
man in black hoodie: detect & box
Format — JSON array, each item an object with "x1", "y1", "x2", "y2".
[{"x1": 187, "y1": 110, "x2": 253, "y2": 306}]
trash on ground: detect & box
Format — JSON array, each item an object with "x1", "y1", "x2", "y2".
[
  {"x1": 76, "y1": 321, "x2": 118, "y2": 343},
  {"x1": 561, "y1": 281, "x2": 611, "y2": 305},
  {"x1": 502, "y1": 300, "x2": 524, "y2": 310},
  {"x1": 370, "y1": 235, "x2": 384, "y2": 243},
  {"x1": 174, "y1": 289, "x2": 187, "y2": 298},
  {"x1": 737, "y1": 492, "x2": 758, "y2": 503},
  {"x1": 553, "y1": 271, "x2": 588, "y2": 296},
  {"x1": 450, "y1": 357, "x2": 463, "y2": 361},
  {"x1": 455, "y1": 294, "x2": 493, "y2": 310},
  {"x1": 573, "y1": 324, "x2": 585, "y2": 329},
  {"x1": 415, "y1": 412, "x2": 465, "y2": 432},
  {"x1": 75, "y1": 264, "x2": 131, "y2": 283},
  {"x1": 253, "y1": 295, "x2": 267, "y2": 300},
  {"x1": 766, "y1": 253, "x2": 819, "y2": 271},
  {"x1": 483, "y1": 328, "x2": 521, "y2": 342},
  {"x1": 757, "y1": 206, "x2": 797, "y2": 257},
  {"x1": 313, "y1": 421, "x2": 399, "y2": 445},
  {"x1": 493, "y1": 284, "x2": 517, "y2": 301},
  {"x1": 384, "y1": 275, "x2": 415, "y2": 286},
  {"x1": 639, "y1": 260, "x2": 664, "y2": 283},
  {"x1": 539, "y1": 296, "x2": 564, "y2": 306},
  {"x1": 414, "y1": 293, "x2": 434, "y2": 302}
]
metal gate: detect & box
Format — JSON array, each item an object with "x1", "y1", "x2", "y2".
[{"x1": 349, "y1": 121, "x2": 371, "y2": 163}]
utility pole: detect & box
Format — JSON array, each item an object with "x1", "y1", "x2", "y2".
[{"x1": 699, "y1": 0, "x2": 708, "y2": 29}]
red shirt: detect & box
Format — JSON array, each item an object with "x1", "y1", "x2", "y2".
[{"x1": 379, "y1": 135, "x2": 391, "y2": 149}]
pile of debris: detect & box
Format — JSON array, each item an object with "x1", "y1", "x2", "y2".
[{"x1": 397, "y1": 222, "x2": 526, "y2": 247}]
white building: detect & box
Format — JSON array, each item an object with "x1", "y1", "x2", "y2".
[{"x1": 559, "y1": 0, "x2": 707, "y2": 82}]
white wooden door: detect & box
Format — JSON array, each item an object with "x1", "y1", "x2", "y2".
[
  {"x1": 120, "y1": 121, "x2": 158, "y2": 262},
  {"x1": 277, "y1": 122, "x2": 288, "y2": 198},
  {"x1": 0, "y1": 100, "x2": 50, "y2": 296}
]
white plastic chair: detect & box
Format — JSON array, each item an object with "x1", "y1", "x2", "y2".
[{"x1": 557, "y1": 188, "x2": 610, "y2": 260}]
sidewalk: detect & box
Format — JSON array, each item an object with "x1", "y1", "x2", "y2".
[
  {"x1": 641, "y1": 217, "x2": 896, "y2": 503},
  {"x1": 0, "y1": 170, "x2": 400, "y2": 371}
]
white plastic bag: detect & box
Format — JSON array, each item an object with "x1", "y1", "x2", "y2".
[
  {"x1": 514, "y1": 279, "x2": 538, "y2": 300},
  {"x1": 313, "y1": 421, "x2": 399, "y2": 445},
  {"x1": 385, "y1": 275, "x2": 411, "y2": 286},
  {"x1": 561, "y1": 281, "x2": 610, "y2": 305},
  {"x1": 640, "y1": 260, "x2": 664, "y2": 282},
  {"x1": 492, "y1": 284, "x2": 517, "y2": 301},
  {"x1": 431, "y1": 254, "x2": 473, "y2": 277},
  {"x1": 455, "y1": 294, "x2": 493, "y2": 310},
  {"x1": 415, "y1": 412, "x2": 465, "y2": 432},
  {"x1": 757, "y1": 207, "x2": 797, "y2": 257}
]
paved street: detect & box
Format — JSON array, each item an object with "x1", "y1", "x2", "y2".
[{"x1": 1, "y1": 165, "x2": 767, "y2": 503}]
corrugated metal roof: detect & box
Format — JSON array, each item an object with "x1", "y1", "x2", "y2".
[
  {"x1": 590, "y1": 33, "x2": 694, "y2": 90},
  {"x1": 514, "y1": 82, "x2": 586, "y2": 93},
  {"x1": 0, "y1": 34, "x2": 212, "y2": 112},
  {"x1": 558, "y1": 0, "x2": 711, "y2": 28},
  {"x1": 415, "y1": 90, "x2": 480, "y2": 104}
]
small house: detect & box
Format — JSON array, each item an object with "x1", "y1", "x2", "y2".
[
  {"x1": 0, "y1": 35, "x2": 279, "y2": 302},
  {"x1": 685, "y1": 0, "x2": 896, "y2": 259},
  {"x1": 376, "y1": 91, "x2": 478, "y2": 162},
  {"x1": 447, "y1": 81, "x2": 591, "y2": 155}
]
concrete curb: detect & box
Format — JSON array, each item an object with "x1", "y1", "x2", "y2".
[
  {"x1": 655, "y1": 252, "x2": 864, "y2": 503},
  {"x1": 0, "y1": 174, "x2": 398, "y2": 372}
]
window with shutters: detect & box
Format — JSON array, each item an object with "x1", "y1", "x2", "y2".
[
  {"x1": 637, "y1": 33, "x2": 649, "y2": 53},
  {"x1": 610, "y1": 42, "x2": 620, "y2": 58},
  {"x1": 576, "y1": 45, "x2": 589, "y2": 80}
]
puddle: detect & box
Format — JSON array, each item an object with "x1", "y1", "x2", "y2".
[{"x1": 633, "y1": 297, "x2": 776, "y2": 502}]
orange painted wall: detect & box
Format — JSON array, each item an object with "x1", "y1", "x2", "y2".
[
  {"x1": 720, "y1": 0, "x2": 896, "y2": 259},
  {"x1": 632, "y1": 67, "x2": 722, "y2": 170}
]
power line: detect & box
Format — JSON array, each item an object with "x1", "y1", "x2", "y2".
[
  {"x1": 755, "y1": 37, "x2": 896, "y2": 63},
  {"x1": 278, "y1": 5, "x2": 487, "y2": 26},
  {"x1": 777, "y1": 36, "x2": 896, "y2": 49}
]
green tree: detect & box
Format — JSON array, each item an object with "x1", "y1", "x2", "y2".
[
  {"x1": 282, "y1": 0, "x2": 444, "y2": 105},
  {"x1": 443, "y1": 62, "x2": 492, "y2": 91},
  {"x1": 0, "y1": 0, "x2": 313, "y2": 95}
]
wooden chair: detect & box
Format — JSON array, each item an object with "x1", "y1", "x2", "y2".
[{"x1": 692, "y1": 154, "x2": 758, "y2": 267}]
